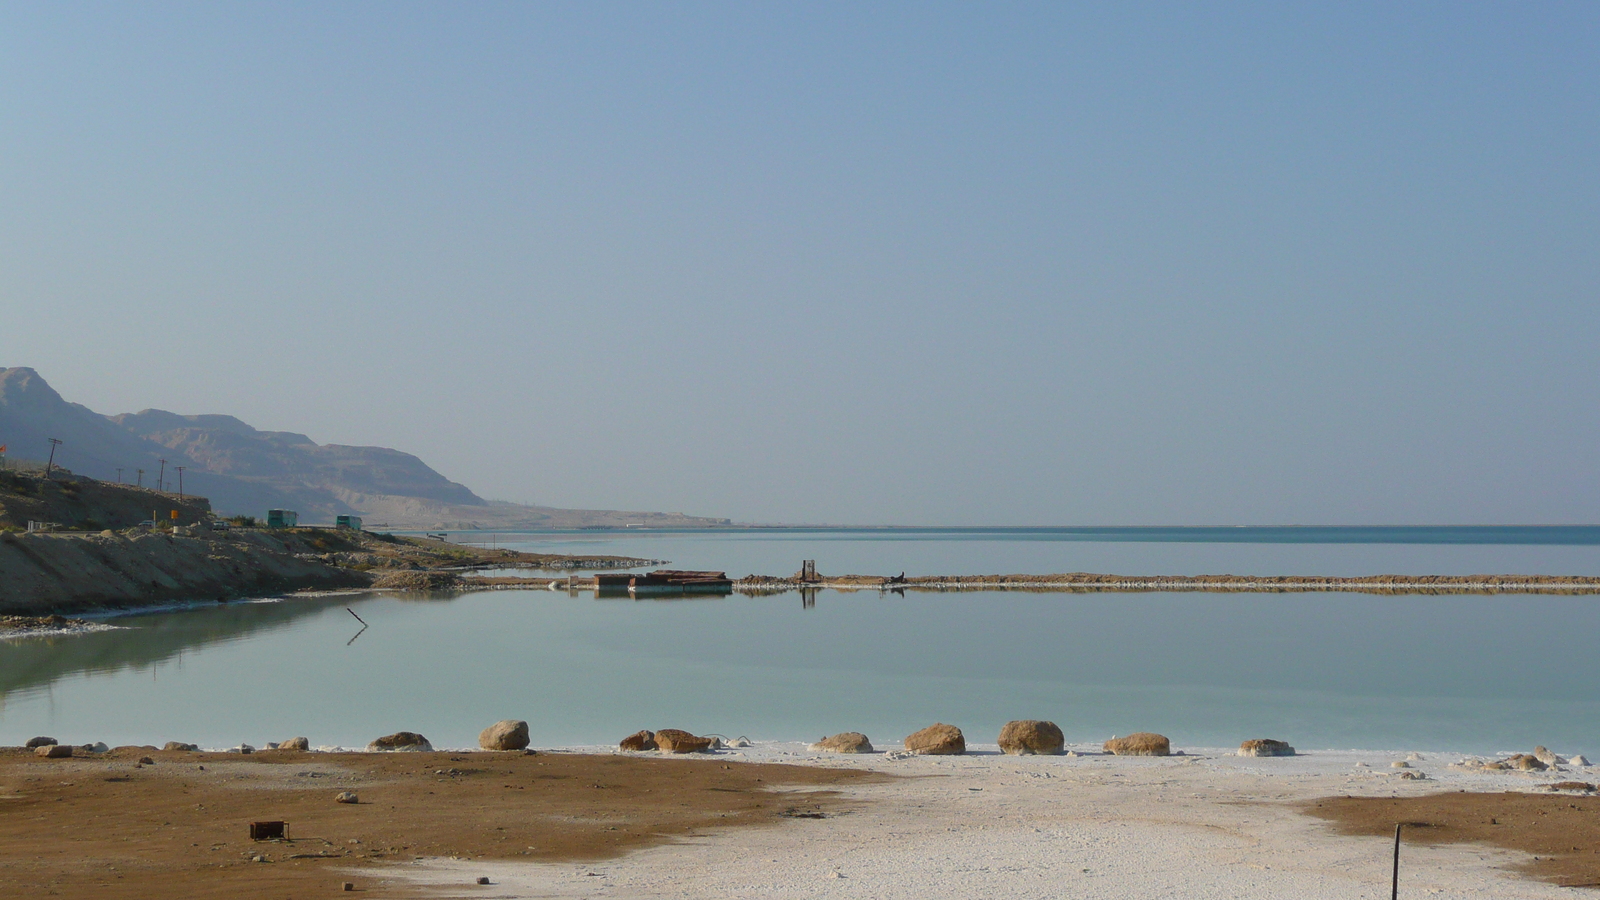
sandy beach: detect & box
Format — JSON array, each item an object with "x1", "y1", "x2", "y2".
[{"x1": 4, "y1": 740, "x2": 1597, "y2": 898}]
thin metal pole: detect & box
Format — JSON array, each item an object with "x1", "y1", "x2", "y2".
[
  {"x1": 1392, "y1": 822, "x2": 1402, "y2": 900},
  {"x1": 45, "y1": 437, "x2": 62, "y2": 478}
]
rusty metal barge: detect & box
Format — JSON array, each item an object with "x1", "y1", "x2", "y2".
[{"x1": 594, "y1": 569, "x2": 734, "y2": 596}]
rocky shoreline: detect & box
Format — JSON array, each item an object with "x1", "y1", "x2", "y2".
[{"x1": 0, "y1": 526, "x2": 654, "y2": 617}]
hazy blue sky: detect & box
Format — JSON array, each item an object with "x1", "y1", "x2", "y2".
[{"x1": 2, "y1": 2, "x2": 1596, "y2": 525}]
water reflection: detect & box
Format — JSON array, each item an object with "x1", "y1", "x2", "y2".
[
  {"x1": 5, "y1": 582, "x2": 1600, "y2": 753},
  {"x1": 0, "y1": 592, "x2": 415, "y2": 702}
]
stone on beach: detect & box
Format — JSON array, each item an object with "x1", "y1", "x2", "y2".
[
  {"x1": 619, "y1": 730, "x2": 657, "y2": 752},
  {"x1": 997, "y1": 720, "x2": 1064, "y2": 756},
  {"x1": 479, "y1": 720, "x2": 530, "y2": 751},
  {"x1": 904, "y1": 723, "x2": 966, "y2": 755},
  {"x1": 80, "y1": 742, "x2": 109, "y2": 754},
  {"x1": 335, "y1": 791, "x2": 360, "y2": 804},
  {"x1": 24, "y1": 736, "x2": 57, "y2": 749},
  {"x1": 278, "y1": 737, "x2": 310, "y2": 751},
  {"x1": 1238, "y1": 739, "x2": 1295, "y2": 757},
  {"x1": 1104, "y1": 733, "x2": 1171, "y2": 756},
  {"x1": 35, "y1": 744, "x2": 72, "y2": 758},
  {"x1": 1461, "y1": 753, "x2": 1548, "y2": 772},
  {"x1": 368, "y1": 732, "x2": 434, "y2": 752},
  {"x1": 1534, "y1": 746, "x2": 1565, "y2": 766},
  {"x1": 1572, "y1": 755, "x2": 1591, "y2": 766},
  {"x1": 810, "y1": 732, "x2": 874, "y2": 754},
  {"x1": 654, "y1": 729, "x2": 715, "y2": 753},
  {"x1": 163, "y1": 742, "x2": 198, "y2": 752}
]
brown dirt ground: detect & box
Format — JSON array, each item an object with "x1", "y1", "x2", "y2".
[
  {"x1": 0, "y1": 746, "x2": 887, "y2": 899},
  {"x1": 1304, "y1": 790, "x2": 1600, "y2": 888}
]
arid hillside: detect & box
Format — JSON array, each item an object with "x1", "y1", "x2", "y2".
[
  {"x1": 0, "y1": 366, "x2": 482, "y2": 519},
  {"x1": 0, "y1": 469, "x2": 211, "y2": 531}
]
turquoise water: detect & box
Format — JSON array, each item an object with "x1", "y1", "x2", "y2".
[{"x1": 2, "y1": 527, "x2": 1598, "y2": 755}]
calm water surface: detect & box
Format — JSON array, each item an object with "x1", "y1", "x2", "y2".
[{"x1": 3, "y1": 527, "x2": 1598, "y2": 754}]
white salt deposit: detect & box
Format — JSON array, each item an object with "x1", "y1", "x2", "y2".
[{"x1": 370, "y1": 742, "x2": 1580, "y2": 898}]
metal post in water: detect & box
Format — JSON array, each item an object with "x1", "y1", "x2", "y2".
[{"x1": 1392, "y1": 822, "x2": 1402, "y2": 900}]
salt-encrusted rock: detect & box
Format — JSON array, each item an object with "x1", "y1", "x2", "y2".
[
  {"x1": 1548, "y1": 781, "x2": 1595, "y2": 792},
  {"x1": 478, "y1": 720, "x2": 530, "y2": 751},
  {"x1": 36, "y1": 744, "x2": 72, "y2": 758},
  {"x1": 1104, "y1": 733, "x2": 1170, "y2": 756},
  {"x1": 619, "y1": 730, "x2": 657, "y2": 751},
  {"x1": 1239, "y1": 739, "x2": 1295, "y2": 757},
  {"x1": 998, "y1": 720, "x2": 1064, "y2": 756},
  {"x1": 904, "y1": 723, "x2": 966, "y2": 755},
  {"x1": 368, "y1": 732, "x2": 433, "y2": 752},
  {"x1": 654, "y1": 729, "x2": 714, "y2": 753},
  {"x1": 163, "y1": 742, "x2": 198, "y2": 752},
  {"x1": 278, "y1": 737, "x2": 310, "y2": 752},
  {"x1": 1503, "y1": 754, "x2": 1547, "y2": 771},
  {"x1": 1398, "y1": 770, "x2": 1427, "y2": 780},
  {"x1": 1534, "y1": 746, "x2": 1565, "y2": 766},
  {"x1": 24, "y1": 736, "x2": 57, "y2": 749},
  {"x1": 1392, "y1": 760, "x2": 1411, "y2": 768},
  {"x1": 809, "y1": 732, "x2": 874, "y2": 754},
  {"x1": 80, "y1": 742, "x2": 109, "y2": 754},
  {"x1": 1571, "y1": 755, "x2": 1591, "y2": 766},
  {"x1": 335, "y1": 791, "x2": 359, "y2": 804}
]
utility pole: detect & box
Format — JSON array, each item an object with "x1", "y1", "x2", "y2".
[
  {"x1": 157, "y1": 458, "x2": 166, "y2": 493},
  {"x1": 176, "y1": 466, "x2": 185, "y2": 499},
  {"x1": 136, "y1": 468, "x2": 144, "y2": 487},
  {"x1": 116, "y1": 467, "x2": 124, "y2": 483},
  {"x1": 45, "y1": 438, "x2": 62, "y2": 479}
]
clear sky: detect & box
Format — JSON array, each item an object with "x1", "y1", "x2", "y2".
[{"x1": 2, "y1": 2, "x2": 1596, "y2": 525}]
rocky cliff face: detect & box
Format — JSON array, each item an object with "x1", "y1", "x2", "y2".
[
  {"x1": 0, "y1": 527, "x2": 371, "y2": 615},
  {"x1": 0, "y1": 367, "x2": 482, "y2": 518}
]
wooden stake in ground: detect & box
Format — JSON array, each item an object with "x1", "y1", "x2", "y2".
[{"x1": 1392, "y1": 822, "x2": 1401, "y2": 900}]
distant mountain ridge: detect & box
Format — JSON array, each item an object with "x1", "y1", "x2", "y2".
[
  {"x1": 0, "y1": 367, "x2": 730, "y2": 529},
  {"x1": 0, "y1": 366, "x2": 482, "y2": 519}
]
